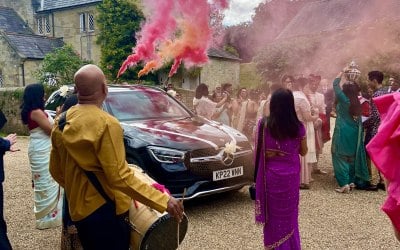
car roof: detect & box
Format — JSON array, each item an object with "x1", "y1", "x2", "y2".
[
  {"x1": 107, "y1": 84, "x2": 165, "y2": 93},
  {"x1": 62, "y1": 84, "x2": 165, "y2": 93}
]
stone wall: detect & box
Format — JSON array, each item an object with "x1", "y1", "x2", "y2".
[
  {"x1": 0, "y1": 37, "x2": 22, "y2": 87},
  {"x1": 23, "y1": 60, "x2": 42, "y2": 85},
  {"x1": 0, "y1": 87, "x2": 28, "y2": 135},
  {"x1": 200, "y1": 58, "x2": 240, "y2": 91},
  {"x1": 49, "y1": 6, "x2": 101, "y2": 63}
]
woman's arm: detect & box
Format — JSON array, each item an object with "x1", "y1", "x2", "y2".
[
  {"x1": 215, "y1": 94, "x2": 228, "y2": 108},
  {"x1": 299, "y1": 137, "x2": 308, "y2": 156},
  {"x1": 30, "y1": 109, "x2": 52, "y2": 135},
  {"x1": 333, "y1": 72, "x2": 348, "y2": 104}
]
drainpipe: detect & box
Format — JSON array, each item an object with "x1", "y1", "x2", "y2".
[
  {"x1": 21, "y1": 59, "x2": 26, "y2": 86},
  {"x1": 80, "y1": 33, "x2": 95, "y2": 61},
  {"x1": 51, "y1": 13, "x2": 55, "y2": 37}
]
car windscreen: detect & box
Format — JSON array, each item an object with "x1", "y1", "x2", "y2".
[{"x1": 105, "y1": 89, "x2": 190, "y2": 121}]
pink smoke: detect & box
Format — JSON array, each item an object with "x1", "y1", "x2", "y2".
[{"x1": 118, "y1": 0, "x2": 228, "y2": 78}]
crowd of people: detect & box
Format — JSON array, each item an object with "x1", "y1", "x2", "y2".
[
  {"x1": 0, "y1": 63, "x2": 399, "y2": 249},
  {"x1": 193, "y1": 66, "x2": 400, "y2": 249}
]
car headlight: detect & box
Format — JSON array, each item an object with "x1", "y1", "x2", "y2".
[{"x1": 147, "y1": 146, "x2": 186, "y2": 163}]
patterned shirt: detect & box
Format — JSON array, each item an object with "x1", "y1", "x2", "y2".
[{"x1": 364, "y1": 87, "x2": 389, "y2": 144}]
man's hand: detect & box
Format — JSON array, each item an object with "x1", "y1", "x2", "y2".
[
  {"x1": 5, "y1": 133, "x2": 16, "y2": 146},
  {"x1": 166, "y1": 197, "x2": 184, "y2": 223}
]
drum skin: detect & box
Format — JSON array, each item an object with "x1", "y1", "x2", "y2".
[{"x1": 128, "y1": 165, "x2": 188, "y2": 250}]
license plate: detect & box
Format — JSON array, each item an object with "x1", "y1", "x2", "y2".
[{"x1": 213, "y1": 166, "x2": 243, "y2": 181}]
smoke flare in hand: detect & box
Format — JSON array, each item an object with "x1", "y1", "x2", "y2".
[{"x1": 117, "y1": 0, "x2": 228, "y2": 78}]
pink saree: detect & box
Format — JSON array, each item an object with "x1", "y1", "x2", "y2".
[{"x1": 366, "y1": 92, "x2": 400, "y2": 232}]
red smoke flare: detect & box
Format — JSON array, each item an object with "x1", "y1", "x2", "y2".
[{"x1": 118, "y1": 0, "x2": 228, "y2": 78}]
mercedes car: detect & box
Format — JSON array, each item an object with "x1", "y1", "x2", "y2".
[{"x1": 45, "y1": 85, "x2": 254, "y2": 200}]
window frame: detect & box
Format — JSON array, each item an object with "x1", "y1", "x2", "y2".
[
  {"x1": 37, "y1": 16, "x2": 51, "y2": 35},
  {"x1": 80, "y1": 12, "x2": 95, "y2": 33}
]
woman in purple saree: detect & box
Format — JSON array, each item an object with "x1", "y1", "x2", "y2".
[{"x1": 255, "y1": 88, "x2": 307, "y2": 249}]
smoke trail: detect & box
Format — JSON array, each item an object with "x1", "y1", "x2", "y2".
[{"x1": 118, "y1": 0, "x2": 228, "y2": 78}]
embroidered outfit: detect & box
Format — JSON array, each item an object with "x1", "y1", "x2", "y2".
[
  {"x1": 308, "y1": 92, "x2": 326, "y2": 155},
  {"x1": 364, "y1": 87, "x2": 388, "y2": 186},
  {"x1": 233, "y1": 100, "x2": 249, "y2": 132},
  {"x1": 255, "y1": 119, "x2": 305, "y2": 250},
  {"x1": 331, "y1": 78, "x2": 370, "y2": 188}
]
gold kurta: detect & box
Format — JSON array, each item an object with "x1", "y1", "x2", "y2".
[{"x1": 50, "y1": 105, "x2": 169, "y2": 221}]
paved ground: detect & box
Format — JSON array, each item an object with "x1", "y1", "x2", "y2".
[{"x1": 3, "y1": 136, "x2": 399, "y2": 249}]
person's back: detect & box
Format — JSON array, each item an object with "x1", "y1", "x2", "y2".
[
  {"x1": 265, "y1": 126, "x2": 304, "y2": 173},
  {"x1": 254, "y1": 88, "x2": 306, "y2": 250},
  {"x1": 50, "y1": 64, "x2": 183, "y2": 250}
]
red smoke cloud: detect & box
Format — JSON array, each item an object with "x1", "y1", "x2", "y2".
[{"x1": 118, "y1": 0, "x2": 229, "y2": 78}]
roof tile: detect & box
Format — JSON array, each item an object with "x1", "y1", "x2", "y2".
[
  {"x1": 0, "y1": 7, "x2": 33, "y2": 34},
  {"x1": 39, "y1": 0, "x2": 102, "y2": 12},
  {"x1": 4, "y1": 33, "x2": 64, "y2": 59}
]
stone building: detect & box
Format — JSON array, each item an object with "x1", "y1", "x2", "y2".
[
  {"x1": 33, "y1": 0, "x2": 242, "y2": 90},
  {"x1": 1, "y1": 0, "x2": 242, "y2": 90},
  {"x1": 35, "y1": 0, "x2": 102, "y2": 63},
  {"x1": 0, "y1": 6, "x2": 63, "y2": 87},
  {"x1": 161, "y1": 47, "x2": 241, "y2": 91}
]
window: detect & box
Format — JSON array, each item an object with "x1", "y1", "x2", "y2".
[
  {"x1": 45, "y1": 16, "x2": 51, "y2": 34},
  {"x1": 80, "y1": 13, "x2": 95, "y2": 32},
  {"x1": 37, "y1": 16, "x2": 50, "y2": 35}
]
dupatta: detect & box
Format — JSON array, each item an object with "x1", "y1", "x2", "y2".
[
  {"x1": 366, "y1": 93, "x2": 400, "y2": 232},
  {"x1": 254, "y1": 117, "x2": 267, "y2": 225}
]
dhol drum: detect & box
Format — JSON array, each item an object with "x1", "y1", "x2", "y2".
[{"x1": 128, "y1": 165, "x2": 188, "y2": 250}]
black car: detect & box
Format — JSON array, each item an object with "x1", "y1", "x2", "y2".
[{"x1": 45, "y1": 85, "x2": 254, "y2": 200}]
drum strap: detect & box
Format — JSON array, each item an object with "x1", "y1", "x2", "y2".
[
  {"x1": 84, "y1": 171, "x2": 115, "y2": 208},
  {"x1": 58, "y1": 111, "x2": 116, "y2": 209},
  {"x1": 58, "y1": 112, "x2": 138, "y2": 231}
]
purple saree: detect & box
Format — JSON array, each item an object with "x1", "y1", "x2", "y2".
[{"x1": 255, "y1": 119, "x2": 305, "y2": 250}]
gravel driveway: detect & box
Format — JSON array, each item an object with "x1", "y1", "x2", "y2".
[{"x1": 3, "y1": 136, "x2": 399, "y2": 249}]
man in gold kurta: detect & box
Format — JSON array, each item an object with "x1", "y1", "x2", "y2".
[{"x1": 49, "y1": 64, "x2": 184, "y2": 250}]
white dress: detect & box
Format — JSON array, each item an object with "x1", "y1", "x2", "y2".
[{"x1": 293, "y1": 91, "x2": 317, "y2": 185}]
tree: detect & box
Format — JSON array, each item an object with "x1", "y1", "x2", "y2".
[
  {"x1": 224, "y1": 23, "x2": 254, "y2": 62},
  {"x1": 35, "y1": 44, "x2": 88, "y2": 88},
  {"x1": 96, "y1": 0, "x2": 148, "y2": 82},
  {"x1": 210, "y1": 6, "x2": 225, "y2": 49},
  {"x1": 254, "y1": 36, "x2": 319, "y2": 83}
]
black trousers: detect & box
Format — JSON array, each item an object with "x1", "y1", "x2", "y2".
[
  {"x1": 75, "y1": 203, "x2": 130, "y2": 250},
  {"x1": 0, "y1": 183, "x2": 12, "y2": 250}
]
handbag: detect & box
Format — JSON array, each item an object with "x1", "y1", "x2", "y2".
[{"x1": 249, "y1": 116, "x2": 266, "y2": 200}]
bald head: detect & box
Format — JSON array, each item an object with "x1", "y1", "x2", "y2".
[{"x1": 74, "y1": 64, "x2": 107, "y2": 105}]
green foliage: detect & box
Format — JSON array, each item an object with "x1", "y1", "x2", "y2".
[
  {"x1": 97, "y1": 0, "x2": 157, "y2": 82},
  {"x1": 35, "y1": 44, "x2": 89, "y2": 87},
  {"x1": 186, "y1": 67, "x2": 201, "y2": 78},
  {"x1": 223, "y1": 45, "x2": 239, "y2": 57}
]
